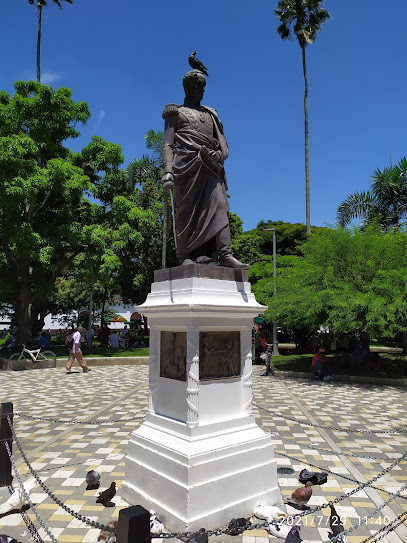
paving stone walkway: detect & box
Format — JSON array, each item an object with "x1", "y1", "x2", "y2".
[{"x1": 0, "y1": 365, "x2": 406, "y2": 543}]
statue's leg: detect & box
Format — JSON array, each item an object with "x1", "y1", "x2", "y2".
[{"x1": 216, "y1": 225, "x2": 250, "y2": 270}]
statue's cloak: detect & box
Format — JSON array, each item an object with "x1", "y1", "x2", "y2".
[{"x1": 172, "y1": 106, "x2": 230, "y2": 257}]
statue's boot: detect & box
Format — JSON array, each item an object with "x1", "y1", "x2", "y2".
[{"x1": 220, "y1": 255, "x2": 250, "y2": 270}]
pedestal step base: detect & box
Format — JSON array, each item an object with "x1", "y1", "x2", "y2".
[{"x1": 122, "y1": 418, "x2": 280, "y2": 532}]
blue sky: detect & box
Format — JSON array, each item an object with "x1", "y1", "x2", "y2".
[{"x1": 2, "y1": 0, "x2": 407, "y2": 231}]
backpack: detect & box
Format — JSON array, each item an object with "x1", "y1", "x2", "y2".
[{"x1": 65, "y1": 333, "x2": 74, "y2": 350}]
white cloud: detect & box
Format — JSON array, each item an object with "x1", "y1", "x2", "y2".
[
  {"x1": 41, "y1": 72, "x2": 62, "y2": 84},
  {"x1": 97, "y1": 109, "x2": 105, "y2": 121}
]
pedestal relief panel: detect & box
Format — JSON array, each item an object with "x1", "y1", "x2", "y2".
[
  {"x1": 160, "y1": 331, "x2": 187, "y2": 380},
  {"x1": 199, "y1": 331, "x2": 241, "y2": 379}
]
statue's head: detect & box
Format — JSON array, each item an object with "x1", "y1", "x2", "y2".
[{"x1": 183, "y1": 69, "x2": 206, "y2": 101}]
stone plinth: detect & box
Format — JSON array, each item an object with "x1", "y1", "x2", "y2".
[{"x1": 122, "y1": 264, "x2": 280, "y2": 532}]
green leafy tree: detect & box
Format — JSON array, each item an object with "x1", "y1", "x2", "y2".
[
  {"x1": 275, "y1": 0, "x2": 330, "y2": 233},
  {"x1": 28, "y1": 0, "x2": 73, "y2": 83},
  {"x1": 232, "y1": 220, "x2": 327, "y2": 265},
  {"x1": 0, "y1": 81, "x2": 90, "y2": 343},
  {"x1": 337, "y1": 157, "x2": 407, "y2": 230},
  {"x1": 254, "y1": 227, "x2": 407, "y2": 342}
]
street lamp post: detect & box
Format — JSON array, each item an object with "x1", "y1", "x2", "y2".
[{"x1": 265, "y1": 228, "x2": 278, "y2": 356}]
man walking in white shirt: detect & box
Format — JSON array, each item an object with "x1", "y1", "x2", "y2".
[{"x1": 66, "y1": 325, "x2": 91, "y2": 374}]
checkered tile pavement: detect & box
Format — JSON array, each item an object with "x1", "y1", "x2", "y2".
[{"x1": 0, "y1": 364, "x2": 406, "y2": 542}]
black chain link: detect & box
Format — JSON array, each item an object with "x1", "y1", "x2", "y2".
[
  {"x1": 361, "y1": 511, "x2": 407, "y2": 543},
  {"x1": 14, "y1": 411, "x2": 145, "y2": 424},
  {"x1": 5, "y1": 441, "x2": 59, "y2": 543},
  {"x1": 7, "y1": 416, "x2": 116, "y2": 535},
  {"x1": 274, "y1": 449, "x2": 407, "y2": 502},
  {"x1": 7, "y1": 484, "x2": 44, "y2": 543},
  {"x1": 253, "y1": 402, "x2": 407, "y2": 434}
]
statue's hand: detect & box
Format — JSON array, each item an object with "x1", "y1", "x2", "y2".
[{"x1": 161, "y1": 172, "x2": 174, "y2": 190}]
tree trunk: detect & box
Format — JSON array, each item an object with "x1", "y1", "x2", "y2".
[
  {"x1": 402, "y1": 331, "x2": 407, "y2": 355},
  {"x1": 36, "y1": 3, "x2": 42, "y2": 83},
  {"x1": 301, "y1": 43, "x2": 311, "y2": 234},
  {"x1": 13, "y1": 278, "x2": 31, "y2": 347},
  {"x1": 100, "y1": 286, "x2": 108, "y2": 325}
]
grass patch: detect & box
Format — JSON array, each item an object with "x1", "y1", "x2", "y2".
[
  {"x1": 1, "y1": 345, "x2": 149, "y2": 359},
  {"x1": 271, "y1": 353, "x2": 407, "y2": 379}
]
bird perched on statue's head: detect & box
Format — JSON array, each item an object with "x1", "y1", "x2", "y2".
[
  {"x1": 290, "y1": 481, "x2": 312, "y2": 510},
  {"x1": 85, "y1": 470, "x2": 100, "y2": 490},
  {"x1": 188, "y1": 51, "x2": 209, "y2": 76}
]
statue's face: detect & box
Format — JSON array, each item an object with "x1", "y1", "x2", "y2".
[{"x1": 187, "y1": 80, "x2": 205, "y2": 102}]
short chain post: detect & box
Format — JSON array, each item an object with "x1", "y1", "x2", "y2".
[
  {"x1": 116, "y1": 505, "x2": 151, "y2": 543},
  {"x1": 0, "y1": 402, "x2": 13, "y2": 487}
]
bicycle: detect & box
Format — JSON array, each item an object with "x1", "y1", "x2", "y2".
[{"x1": 9, "y1": 344, "x2": 56, "y2": 371}]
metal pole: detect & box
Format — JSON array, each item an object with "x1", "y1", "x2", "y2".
[
  {"x1": 272, "y1": 228, "x2": 278, "y2": 356},
  {"x1": 88, "y1": 289, "x2": 93, "y2": 347},
  {"x1": 265, "y1": 228, "x2": 278, "y2": 357}
]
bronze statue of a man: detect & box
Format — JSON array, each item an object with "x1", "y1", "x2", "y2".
[{"x1": 161, "y1": 69, "x2": 249, "y2": 269}]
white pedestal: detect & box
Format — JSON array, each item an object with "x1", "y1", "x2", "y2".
[{"x1": 122, "y1": 265, "x2": 280, "y2": 531}]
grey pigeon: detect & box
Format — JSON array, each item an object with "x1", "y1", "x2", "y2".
[
  {"x1": 290, "y1": 481, "x2": 312, "y2": 510},
  {"x1": 285, "y1": 525, "x2": 302, "y2": 543},
  {"x1": 96, "y1": 482, "x2": 116, "y2": 507},
  {"x1": 299, "y1": 468, "x2": 328, "y2": 486},
  {"x1": 187, "y1": 528, "x2": 208, "y2": 543},
  {"x1": 329, "y1": 505, "x2": 348, "y2": 542},
  {"x1": 86, "y1": 469, "x2": 100, "y2": 490},
  {"x1": 188, "y1": 51, "x2": 209, "y2": 76},
  {"x1": 228, "y1": 517, "x2": 249, "y2": 535}
]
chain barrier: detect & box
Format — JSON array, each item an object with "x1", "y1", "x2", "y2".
[
  {"x1": 5, "y1": 441, "x2": 59, "y2": 543},
  {"x1": 273, "y1": 449, "x2": 407, "y2": 502},
  {"x1": 268, "y1": 450, "x2": 407, "y2": 523},
  {"x1": 253, "y1": 402, "x2": 407, "y2": 434},
  {"x1": 327, "y1": 480, "x2": 407, "y2": 543},
  {"x1": 7, "y1": 416, "x2": 116, "y2": 535},
  {"x1": 266, "y1": 429, "x2": 394, "y2": 461},
  {"x1": 7, "y1": 484, "x2": 44, "y2": 543},
  {"x1": 361, "y1": 511, "x2": 407, "y2": 543},
  {"x1": 14, "y1": 412, "x2": 145, "y2": 425}
]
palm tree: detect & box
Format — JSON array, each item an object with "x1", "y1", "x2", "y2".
[
  {"x1": 275, "y1": 0, "x2": 330, "y2": 234},
  {"x1": 28, "y1": 0, "x2": 73, "y2": 83},
  {"x1": 337, "y1": 157, "x2": 407, "y2": 230}
]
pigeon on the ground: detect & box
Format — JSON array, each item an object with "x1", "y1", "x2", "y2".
[
  {"x1": 268, "y1": 520, "x2": 291, "y2": 539},
  {"x1": 85, "y1": 469, "x2": 100, "y2": 490},
  {"x1": 149, "y1": 510, "x2": 164, "y2": 534},
  {"x1": 289, "y1": 481, "x2": 312, "y2": 509},
  {"x1": 285, "y1": 525, "x2": 302, "y2": 542},
  {"x1": 188, "y1": 51, "x2": 209, "y2": 76},
  {"x1": 187, "y1": 528, "x2": 208, "y2": 543},
  {"x1": 96, "y1": 482, "x2": 116, "y2": 507},
  {"x1": 97, "y1": 520, "x2": 117, "y2": 543},
  {"x1": 0, "y1": 535, "x2": 19, "y2": 543},
  {"x1": 299, "y1": 468, "x2": 328, "y2": 486},
  {"x1": 0, "y1": 477, "x2": 37, "y2": 515},
  {"x1": 328, "y1": 504, "x2": 348, "y2": 542},
  {"x1": 228, "y1": 517, "x2": 250, "y2": 535},
  {"x1": 254, "y1": 503, "x2": 287, "y2": 522}
]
